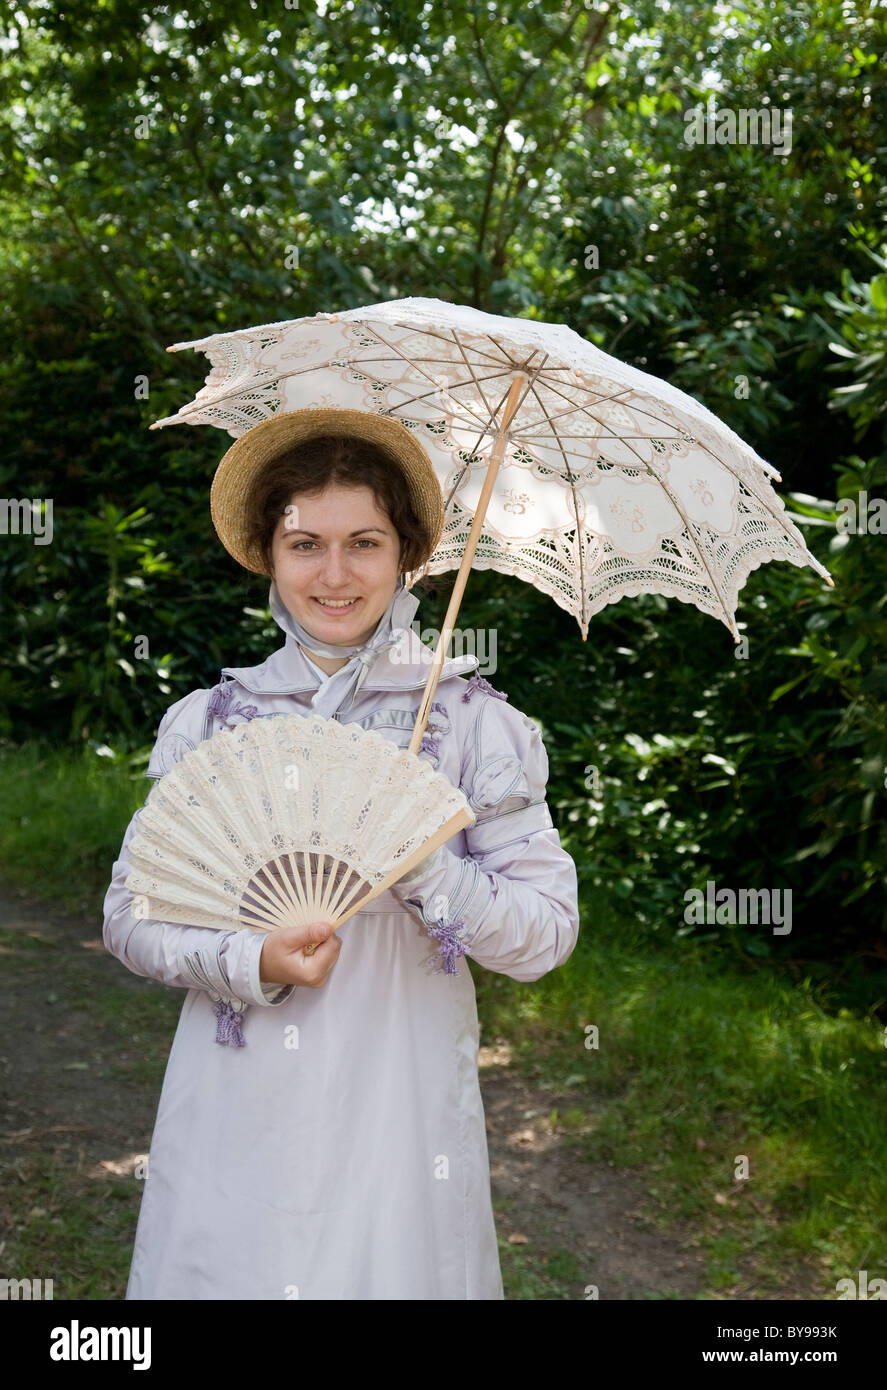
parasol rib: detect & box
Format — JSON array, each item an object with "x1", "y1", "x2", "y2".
[{"x1": 407, "y1": 372, "x2": 530, "y2": 755}]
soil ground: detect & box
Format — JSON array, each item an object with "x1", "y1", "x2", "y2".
[{"x1": 1, "y1": 883, "x2": 818, "y2": 1300}]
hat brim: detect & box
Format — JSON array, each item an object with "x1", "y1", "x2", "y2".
[{"x1": 210, "y1": 408, "x2": 445, "y2": 575}]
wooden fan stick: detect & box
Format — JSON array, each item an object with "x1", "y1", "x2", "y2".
[
  {"x1": 243, "y1": 853, "x2": 320, "y2": 927},
  {"x1": 318, "y1": 853, "x2": 348, "y2": 917},
  {"x1": 322, "y1": 862, "x2": 363, "y2": 920},
  {"x1": 239, "y1": 853, "x2": 349, "y2": 931},
  {"x1": 241, "y1": 868, "x2": 300, "y2": 927},
  {"x1": 273, "y1": 803, "x2": 476, "y2": 944},
  {"x1": 311, "y1": 852, "x2": 325, "y2": 918},
  {"x1": 329, "y1": 804, "x2": 475, "y2": 929},
  {"x1": 303, "y1": 852, "x2": 316, "y2": 917},
  {"x1": 286, "y1": 851, "x2": 313, "y2": 917},
  {"x1": 259, "y1": 863, "x2": 303, "y2": 920},
  {"x1": 274, "y1": 858, "x2": 311, "y2": 921},
  {"x1": 240, "y1": 883, "x2": 291, "y2": 929},
  {"x1": 242, "y1": 868, "x2": 292, "y2": 920},
  {"x1": 407, "y1": 373, "x2": 528, "y2": 757}
]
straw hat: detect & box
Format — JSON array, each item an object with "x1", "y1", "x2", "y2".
[{"x1": 210, "y1": 408, "x2": 446, "y2": 575}]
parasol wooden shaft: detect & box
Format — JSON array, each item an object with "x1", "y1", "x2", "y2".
[{"x1": 408, "y1": 373, "x2": 528, "y2": 755}]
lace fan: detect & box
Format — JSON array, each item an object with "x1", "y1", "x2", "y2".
[{"x1": 125, "y1": 713, "x2": 475, "y2": 932}]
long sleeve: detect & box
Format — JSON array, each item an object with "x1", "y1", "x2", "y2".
[
  {"x1": 101, "y1": 693, "x2": 297, "y2": 1013},
  {"x1": 390, "y1": 693, "x2": 580, "y2": 982}
]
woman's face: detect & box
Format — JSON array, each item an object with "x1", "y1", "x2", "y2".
[{"x1": 269, "y1": 483, "x2": 402, "y2": 646}]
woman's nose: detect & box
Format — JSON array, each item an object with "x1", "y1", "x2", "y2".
[{"x1": 318, "y1": 547, "x2": 351, "y2": 585}]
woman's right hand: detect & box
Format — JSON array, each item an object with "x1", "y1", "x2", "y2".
[{"x1": 259, "y1": 921, "x2": 342, "y2": 988}]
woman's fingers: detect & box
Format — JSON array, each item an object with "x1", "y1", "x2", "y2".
[
  {"x1": 298, "y1": 919, "x2": 336, "y2": 958},
  {"x1": 279, "y1": 920, "x2": 335, "y2": 950},
  {"x1": 297, "y1": 926, "x2": 342, "y2": 986},
  {"x1": 259, "y1": 922, "x2": 341, "y2": 987}
]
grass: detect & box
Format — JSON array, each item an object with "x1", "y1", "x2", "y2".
[
  {"x1": 0, "y1": 739, "x2": 147, "y2": 913},
  {"x1": 471, "y1": 890, "x2": 887, "y2": 1295},
  {"x1": 2, "y1": 740, "x2": 886, "y2": 1299},
  {"x1": 496, "y1": 1236, "x2": 587, "y2": 1300},
  {"x1": 0, "y1": 934, "x2": 180, "y2": 1300},
  {"x1": 7, "y1": 1150, "x2": 144, "y2": 1301}
]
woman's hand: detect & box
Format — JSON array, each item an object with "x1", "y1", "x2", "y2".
[{"x1": 259, "y1": 921, "x2": 342, "y2": 988}]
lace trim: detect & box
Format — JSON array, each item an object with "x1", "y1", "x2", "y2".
[
  {"x1": 127, "y1": 714, "x2": 474, "y2": 926},
  {"x1": 156, "y1": 306, "x2": 832, "y2": 642}
]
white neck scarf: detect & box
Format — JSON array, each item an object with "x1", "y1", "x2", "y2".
[{"x1": 269, "y1": 575, "x2": 421, "y2": 718}]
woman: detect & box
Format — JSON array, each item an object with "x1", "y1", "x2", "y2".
[{"x1": 102, "y1": 407, "x2": 580, "y2": 1300}]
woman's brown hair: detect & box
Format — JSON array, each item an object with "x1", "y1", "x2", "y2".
[{"x1": 246, "y1": 435, "x2": 434, "y2": 578}]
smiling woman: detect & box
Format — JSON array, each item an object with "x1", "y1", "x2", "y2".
[
  {"x1": 274, "y1": 483, "x2": 401, "y2": 663},
  {"x1": 246, "y1": 434, "x2": 429, "y2": 663},
  {"x1": 250, "y1": 432, "x2": 431, "y2": 578},
  {"x1": 102, "y1": 407, "x2": 580, "y2": 1302}
]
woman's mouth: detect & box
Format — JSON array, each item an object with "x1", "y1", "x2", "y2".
[{"x1": 312, "y1": 596, "x2": 361, "y2": 613}]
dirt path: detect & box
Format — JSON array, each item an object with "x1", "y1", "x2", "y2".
[
  {"x1": 480, "y1": 1061, "x2": 708, "y2": 1298},
  {"x1": 1, "y1": 883, "x2": 712, "y2": 1299}
]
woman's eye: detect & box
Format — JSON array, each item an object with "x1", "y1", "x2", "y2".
[{"x1": 289, "y1": 539, "x2": 377, "y2": 551}]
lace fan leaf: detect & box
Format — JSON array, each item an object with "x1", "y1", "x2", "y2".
[{"x1": 125, "y1": 713, "x2": 474, "y2": 932}]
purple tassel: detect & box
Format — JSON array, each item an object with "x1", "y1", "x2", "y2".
[
  {"x1": 213, "y1": 1000, "x2": 246, "y2": 1047},
  {"x1": 426, "y1": 917, "x2": 469, "y2": 976},
  {"x1": 461, "y1": 673, "x2": 508, "y2": 703},
  {"x1": 207, "y1": 681, "x2": 260, "y2": 727}
]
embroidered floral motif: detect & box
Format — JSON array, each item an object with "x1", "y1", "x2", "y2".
[
  {"x1": 207, "y1": 680, "x2": 260, "y2": 729},
  {"x1": 502, "y1": 489, "x2": 531, "y2": 514},
  {"x1": 461, "y1": 673, "x2": 508, "y2": 703},
  {"x1": 417, "y1": 701, "x2": 449, "y2": 765}
]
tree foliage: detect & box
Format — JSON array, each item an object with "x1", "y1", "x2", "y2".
[{"x1": 1, "y1": 0, "x2": 885, "y2": 986}]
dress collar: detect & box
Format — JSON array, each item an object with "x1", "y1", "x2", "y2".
[{"x1": 219, "y1": 627, "x2": 480, "y2": 696}]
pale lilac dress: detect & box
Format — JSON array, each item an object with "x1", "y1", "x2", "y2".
[{"x1": 102, "y1": 623, "x2": 580, "y2": 1300}]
